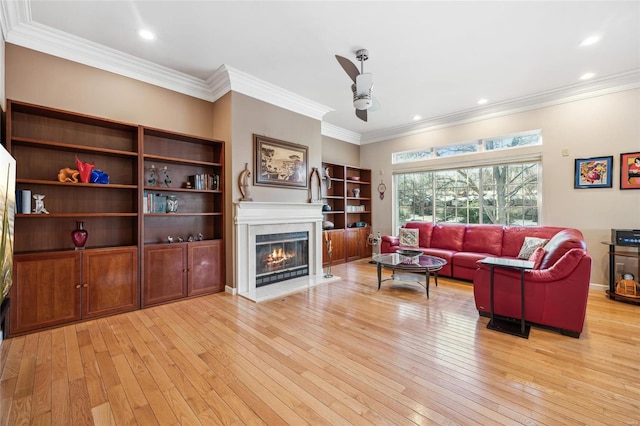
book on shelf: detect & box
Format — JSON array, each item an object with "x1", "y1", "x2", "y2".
[{"x1": 188, "y1": 173, "x2": 220, "y2": 190}]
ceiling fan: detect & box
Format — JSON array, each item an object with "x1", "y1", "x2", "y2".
[{"x1": 335, "y1": 49, "x2": 374, "y2": 122}]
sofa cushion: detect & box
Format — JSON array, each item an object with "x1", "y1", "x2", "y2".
[
  {"x1": 454, "y1": 252, "x2": 491, "y2": 269},
  {"x1": 529, "y1": 246, "x2": 546, "y2": 269},
  {"x1": 463, "y1": 225, "x2": 504, "y2": 256},
  {"x1": 404, "y1": 222, "x2": 433, "y2": 248},
  {"x1": 501, "y1": 226, "x2": 565, "y2": 258},
  {"x1": 399, "y1": 228, "x2": 419, "y2": 247},
  {"x1": 430, "y1": 224, "x2": 466, "y2": 251},
  {"x1": 540, "y1": 229, "x2": 587, "y2": 270},
  {"x1": 517, "y1": 236, "x2": 548, "y2": 259}
]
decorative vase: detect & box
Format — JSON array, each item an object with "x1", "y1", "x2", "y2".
[
  {"x1": 166, "y1": 195, "x2": 179, "y2": 213},
  {"x1": 75, "y1": 155, "x2": 95, "y2": 184},
  {"x1": 353, "y1": 188, "x2": 361, "y2": 198},
  {"x1": 71, "y1": 221, "x2": 88, "y2": 249}
]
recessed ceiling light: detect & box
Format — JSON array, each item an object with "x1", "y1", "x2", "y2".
[
  {"x1": 138, "y1": 29, "x2": 155, "y2": 40},
  {"x1": 579, "y1": 35, "x2": 600, "y2": 47},
  {"x1": 580, "y1": 72, "x2": 596, "y2": 80},
  {"x1": 477, "y1": 98, "x2": 488, "y2": 105},
  {"x1": 412, "y1": 115, "x2": 422, "y2": 121}
]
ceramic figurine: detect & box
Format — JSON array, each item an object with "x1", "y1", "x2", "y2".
[{"x1": 33, "y1": 194, "x2": 49, "y2": 214}]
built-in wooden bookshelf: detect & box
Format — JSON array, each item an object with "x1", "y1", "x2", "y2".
[
  {"x1": 4, "y1": 100, "x2": 225, "y2": 335},
  {"x1": 322, "y1": 162, "x2": 373, "y2": 265}
]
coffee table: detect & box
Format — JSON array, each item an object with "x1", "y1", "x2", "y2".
[{"x1": 372, "y1": 253, "x2": 447, "y2": 298}]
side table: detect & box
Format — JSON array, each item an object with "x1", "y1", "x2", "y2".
[{"x1": 479, "y1": 257, "x2": 534, "y2": 338}]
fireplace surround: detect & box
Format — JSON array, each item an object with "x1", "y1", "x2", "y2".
[{"x1": 234, "y1": 202, "x2": 338, "y2": 302}]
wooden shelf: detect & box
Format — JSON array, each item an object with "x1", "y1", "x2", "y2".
[
  {"x1": 6, "y1": 99, "x2": 226, "y2": 335},
  {"x1": 18, "y1": 178, "x2": 137, "y2": 190}
]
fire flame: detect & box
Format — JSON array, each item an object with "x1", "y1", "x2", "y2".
[{"x1": 264, "y1": 247, "x2": 295, "y2": 266}]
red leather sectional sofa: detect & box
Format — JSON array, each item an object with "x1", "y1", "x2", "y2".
[{"x1": 381, "y1": 222, "x2": 592, "y2": 337}]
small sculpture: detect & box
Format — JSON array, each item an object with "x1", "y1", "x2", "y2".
[
  {"x1": 167, "y1": 236, "x2": 174, "y2": 243},
  {"x1": 162, "y1": 166, "x2": 171, "y2": 187},
  {"x1": 33, "y1": 194, "x2": 49, "y2": 214},
  {"x1": 239, "y1": 163, "x2": 252, "y2": 201},
  {"x1": 148, "y1": 164, "x2": 157, "y2": 186},
  {"x1": 177, "y1": 236, "x2": 184, "y2": 242},
  {"x1": 187, "y1": 235, "x2": 195, "y2": 242},
  {"x1": 75, "y1": 155, "x2": 95, "y2": 183},
  {"x1": 58, "y1": 167, "x2": 79, "y2": 183},
  {"x1": 197, "y1": 232, "x2": 204, "y2": 241}
]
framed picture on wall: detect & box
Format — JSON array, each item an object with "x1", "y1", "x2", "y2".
[
  {"x1": 574, "y1": 156, "x2": 613, "y2": 189},
  {"x1": 620, "y1": 152, "x2": 640, "y2": 190},
  {"x1": 254, "y1": 134, "x2": 308, "y2": 189}
]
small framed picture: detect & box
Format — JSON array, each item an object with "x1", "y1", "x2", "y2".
[
  {"x1": 574, "y1": 156, "x2": 613, "y2": 189},
  {"x1": 620, "y1": 152, "x2": 640, "y2": 190}
]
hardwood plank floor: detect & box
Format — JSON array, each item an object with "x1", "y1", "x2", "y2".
[{"x1": 1, "y1": 260, "x2": 639, "y2": 425}]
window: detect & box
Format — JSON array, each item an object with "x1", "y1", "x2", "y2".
[
  {"x1": 392, "y1": 131, "x2": 541, "y2": 164},
  {"x1": 396, "y1": 162, "x2": 539, "y2": 226}
]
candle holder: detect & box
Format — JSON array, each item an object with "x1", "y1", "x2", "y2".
[{"x1": 324, "y1": 239, "x2": 333, "y2": 278}]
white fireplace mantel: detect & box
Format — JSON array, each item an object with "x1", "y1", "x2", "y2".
[{"x1": 233, "y1": 202, "x2": 338, "y2": 302}]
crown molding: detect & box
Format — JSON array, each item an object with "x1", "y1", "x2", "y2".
[
  {"x1": 321, "y1": 122, "x2": 361, "y2": 145},
  {"x1": 0, "y1": 0, "x2": 332, "y2": 121},
  {"x1": 360, "y1": 70, "x2": 640, "y2": 144}
]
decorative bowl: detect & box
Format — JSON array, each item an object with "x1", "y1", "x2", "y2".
[
  {"x1": 396, "y1": 249, "x2": 422, "y2": 258},
  {"x1": 349, "y1": 176, "x2": 361, "y2": 181}
]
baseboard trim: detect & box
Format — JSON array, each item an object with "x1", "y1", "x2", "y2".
[{"x1": 225, "y1": 285, "x2": 237, "y2": 295}]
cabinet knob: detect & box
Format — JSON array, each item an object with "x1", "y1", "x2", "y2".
[
  {"x1": 75, "y1": 284, "x2": 81, "y2": 289},
  {"x1": 83, "y1": 283, "x2": 88, "y2": 288}
]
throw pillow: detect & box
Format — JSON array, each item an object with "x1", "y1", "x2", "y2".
[
  {"x1": 399, "y1": 228, "x2": 419, "y2": 248},
  {"x1": 528, "y1": 246, "x2": 546, "y2": 269},
  {"x1": 517, "y1": 236, "x2": 548, "y2": 259}
]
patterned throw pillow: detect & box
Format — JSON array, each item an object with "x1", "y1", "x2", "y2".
[
  {"x1": 399, "y1": 228, "x2": 419, "y2": 248},
  {"x1": 517, "y1": 237, "x2": 548, "y2": 259},
  {"x1": 528, "y1": 246, "x2": 546, "y2": 269}
]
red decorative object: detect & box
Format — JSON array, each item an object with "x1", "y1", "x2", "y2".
[
  {"x1": 75, "y1": 155, "x2": 95, "y2": 183},
  {"x1": 71, "y1": 221, "x2": 88, "y2": 249}
]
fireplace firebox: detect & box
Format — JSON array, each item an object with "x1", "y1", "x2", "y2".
[{"x1": 255, "y1": 231, "x2": 309, "y2": 287}]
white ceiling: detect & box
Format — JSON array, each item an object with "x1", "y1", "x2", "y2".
[{"x1": 2, "y1": 1, "x2": 639, "y2": 144}]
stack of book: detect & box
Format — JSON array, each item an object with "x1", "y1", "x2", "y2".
[
  {"x1": 143, "y1": 192, "x2": 168, "y2": 214},
  {"x1": 188, "y1": 173, "x2": 220, "y2": 190}
]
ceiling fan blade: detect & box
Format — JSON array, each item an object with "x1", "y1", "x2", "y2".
[
  {"x1": 335, "y1": 55, "x2": 359, "y2": 83},
  {"x1": 356, "y1": 108, "x2": 368, "y2": 122},
  {"x1": 356, "y1": 73, "x2": 373, "y2": 95}
]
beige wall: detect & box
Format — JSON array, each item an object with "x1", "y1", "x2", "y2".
[
  {"x1": 230, "y1": 92, "x2": 322, "y2": 204},
  {"x1": 361, "y1": 89, "x2": 640, "y2": 286},
  {"x1": 5, "y1": 45, "x2": 214, "y2": 137},
  {"x1": 321, "y1": 135, "x2": 360, "y2": 166}
]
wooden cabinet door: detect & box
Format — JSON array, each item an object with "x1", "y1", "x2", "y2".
[
  {"x1": 188, "y1": 240, "x2": 223, "y2": 296},
  {"x1": 324, "y1": 229, "x2": 345, "y2": 265},
  {"x1": 82, "y1": 247, "x2": 139, "y2": 318},
  {"x1": 143, "y1": 244, "x2": 187, "y2": 307},
  {"x1": 11, "y1": 252, "x2": 81, "y2": 334},
  {"x1": 345, "y1": 229, "x2": 363, "y2": 261}
]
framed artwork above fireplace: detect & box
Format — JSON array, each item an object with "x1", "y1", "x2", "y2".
[{"x1": 254, "y1": 134, "x2": 308, "y2": 189}]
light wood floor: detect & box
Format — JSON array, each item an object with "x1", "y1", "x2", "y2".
[{"x1": 1, "y1": 260, "x2": 639, "y2": 425}]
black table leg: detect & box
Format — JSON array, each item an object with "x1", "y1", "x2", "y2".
[
  {"x1": 377, "y1": 262, "x2": 382, "y2": 290},
  {"x1": 520, "y1": 269, "x2": 526, "y2": 335},
  {"x1": 489, "y1": 265, "x2": 495, "y2": 327},
  {"x1": 425, "y1": 268, "x2": 430, "y2": 299}
]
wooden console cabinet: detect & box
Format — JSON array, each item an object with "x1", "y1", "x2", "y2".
[{"x1": 5, "y1": 100, "x2": 225, "y2": 335}]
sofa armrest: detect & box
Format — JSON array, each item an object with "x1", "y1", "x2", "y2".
[
  {"x1": 381, "y1": 235, "x2": 399, "y2": 253},
  {"x1": 476, "y1": 248, "x2": 588, "y2": 282}
]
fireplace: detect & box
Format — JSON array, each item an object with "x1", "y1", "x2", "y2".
[
  {"x1": 233, "y1": 202, "x2": 339, "y2": 302},
  {"x1": 256, "y1": 231, "x2": 309, "y2": 287}
]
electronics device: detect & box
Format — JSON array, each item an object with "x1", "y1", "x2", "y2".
[{"x1": 611, "y1": 229, "x2": 640, "y2": 247}]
